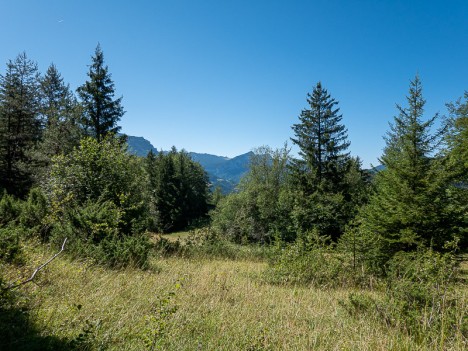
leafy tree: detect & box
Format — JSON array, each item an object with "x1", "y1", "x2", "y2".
[
  {"x1": 211, "y1": 145, "x2": 294, "y2": 243},
  {"x1": 355, "y1": 76, "x2": 453, "y2": 269},
  {"x1": 46, "y1": 136, "x2": 148, "y2": 235},
  {"x1": 77, "y1": 44, "x2": 124, "y2": 142},
  {"x1": 0, "y1": 53, "x2": 41, "y2": 197}
]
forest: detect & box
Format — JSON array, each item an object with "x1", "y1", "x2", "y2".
[{"x1": 0, "y1": 46, "x2": 467, "y2": 350}]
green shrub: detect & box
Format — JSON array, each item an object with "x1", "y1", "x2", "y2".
[
  {"x1": 0, "y1": 226, "x2": 22, "y2": 264},
  {"x1": 51, "y1": 200, "x2": 151, "y2": 269},
  {"x1": 19, "y1": 188, "x2": 50, "y2": 239},
  {"x1": 341, "y1": 250, "x2": 467, "y2": 346},
  {"x1": 264, "y1": 231, "x2": 359, "y2": 288},
  {"x1": 0, "y1": 192, "x2": 21, "y2": 227}
]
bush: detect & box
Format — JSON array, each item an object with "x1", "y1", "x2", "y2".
[
  {"x1": 46, "y1": 136, "x2": 149, "y2": 235},
  {"x1": 0, "y1": 226, "x2": 22, "y2": 264},
  {"x1": 264, "y1": 230, "x2": 359, "y2": 288},
  {"x1": 341, "y1": 250, "x2": 467, "y2": 346},
  {"x1": 19, "y1": 188, "x2": 50, "y2": 239},
  {"x1": 51, "y1": 200, "x2": 151, "y2": 269},
  {"x1": 0, "y1": 192, "x2": 21, "y2": 227}
]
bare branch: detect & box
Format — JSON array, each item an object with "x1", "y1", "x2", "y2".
[{"x1": 6, "y1": 238, "x2": 68, "y2": 290}]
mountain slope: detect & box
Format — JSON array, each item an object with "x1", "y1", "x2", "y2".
[{"x1": 126, "y1": 135, "x2": 250, "y2": 193}]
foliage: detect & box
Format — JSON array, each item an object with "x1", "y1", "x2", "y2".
[
  {"x1": 340, "y1": 250, "x2": 466, "y2": 347},
  {"x1": 446, "y1": 91, "x2": 468, "y2": 249},
  {"x1": 142, "y1": 283, "x2": 180, "y2": 350},
  {"x1": 31, "y1": 64, "x2": 82, "y2": 183},
  {"x1": 47, "y1": 136, "x2": 149, "y2": 236},
  {"x1": 290, "y1": 82, "x2": 350, "y2": 189},
  {"x1": 264, "y1": 230, "x2": 359, "y2": 288},
  {"x1": 0, "y1": 226, "x2": 22, "y2": 264},
  {"x1": 145, "y1": 148, "x2": 209, "y2": 233},
  {"x1": 19, "y1": 188, "x2": 50, "y2": 238},
  {"x1": 0, "y1": 191, "x2": 22, "y2": 227},
  {"x1": 45, "y1": 137, "x2": 151, "y2": 267},
  {"x1": 77, "y1": 44, "x2": 124, "y2": 142},
  {"x1": 289, "y1": 83, "x2": 367, "y2": 240},
  {"x1": 51, "y1": 199, "x2": 151, "y2": 268},
  {"x1": 0, "y1": 192, "x2": 23, "y2": 263},
  {"x1": 0, "y1": 52, "x2": 41, "y2": 197},
  {"x1": 353, "y1": 76, "x2": 456, "y2": 269},
  {"x1": 211, "y1": 145, "x2": 294, "y2": 243}
]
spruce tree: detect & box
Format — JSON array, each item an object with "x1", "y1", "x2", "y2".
[
  {"x1": 291, "y1": 82, "x2": 350, "y2": 193},
  {"x1": 445, "y1": 91, "x2": 468, "y2": 249},
  {"x1": 77, "y1": 44, "x2": 124, "y2": 142},
  {"x1": 32, "y1": 64, "x2": 82, "y2": 181},
  {"x1": 357, "y1": 76, "x2": 452, "y2": 268},
  {"x1": 0, "y1": 53, "x2": 41, "y2": 197},
  {"x1": 446, "y1": 91, "x2": 468, "y2": 177},
  {"x1": 290, "y1": 82, "x2": 356, "y2": 239}
]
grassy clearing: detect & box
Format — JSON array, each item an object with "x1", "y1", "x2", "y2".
[{"x1": 2, "y1": 242, "x2": 467, "y2": 350}]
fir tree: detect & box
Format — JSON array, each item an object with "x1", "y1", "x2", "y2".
[
  {"x1": 357, "y1": 76, "x2": 452, "y2": 268},
  {"x1": 291, "y1": 82, "x2": 350, "y2": 193},
  {"x1": 32, "y1": 64, "x2": 82, "y2": 181},
  {"x1": 445, "y1": 91, "x2": 468, "y2": 249},
  {"x1": 290, "y1": 82, "x2": 357, "y2": 240},
  {"x1": 0, "y1": 53, "x2": 41, "y2": 197},
  {"x1": 77, "y1": 44, "x2": 124, "y2": 142},
  {"x1": 446, "y1": 91, "x2": 468, "y2": 177}
]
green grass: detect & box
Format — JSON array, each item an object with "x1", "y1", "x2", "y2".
[{"x1": 1, "y1": 242, "x2": 467, "y2": 350}]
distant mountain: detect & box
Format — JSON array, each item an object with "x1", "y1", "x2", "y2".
[
  {"x1": 126, "y1": 135, "x2": 251, "y2": 193},
  {"x1": 126, "y1": 135, "x2": 158, "y2": 157},
  {"x1": 126, "y1": 135, "x2": 385, "y2": 193}
]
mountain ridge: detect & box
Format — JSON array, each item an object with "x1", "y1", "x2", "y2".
[{"x1": 126, "y1": 135, "x2": 250, "y2": 193}]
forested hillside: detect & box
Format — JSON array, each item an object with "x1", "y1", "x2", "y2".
[{"x1": 1, "y1": 47, "x2": 467, "y2": 350}]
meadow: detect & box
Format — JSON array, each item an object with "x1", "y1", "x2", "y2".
[{"x1": 2, "y1": 238, "x2": 466, "y2": 351}]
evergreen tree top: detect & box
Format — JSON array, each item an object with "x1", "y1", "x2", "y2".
[{"x1": 77, "y1": 44, "x2": 124, "y2": 142}]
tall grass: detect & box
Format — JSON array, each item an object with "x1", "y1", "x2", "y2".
[{"x1": 1, "y1": 241, "x2": 467, "y2": 350}]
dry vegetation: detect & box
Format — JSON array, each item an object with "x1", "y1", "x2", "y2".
[{"x1": 2, "y1": 241, "x2": 466, "y2": 351}]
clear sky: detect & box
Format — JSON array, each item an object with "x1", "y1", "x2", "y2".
[{"x1": 1, "y1": 0, "x2": 467, "y2": 167}]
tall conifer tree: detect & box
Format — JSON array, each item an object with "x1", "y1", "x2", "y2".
[
  {"x1": 358, "y1": 76, "x2": 452, "y2": 267},
  {"x1": 0, "y1": 53, "x2": 41, "y2": 196},
  {"x1": 290, "y1": 82, "x2": 356, "y2": 239},
  {"x1": 77, "y1": 44, "x2": 124, "y2": 142},
  {"x1": 291, "y1": 82, "x2": 350, "y2": 193},
  {"x1": 33, "y1": 64, "x2": 82, "y2": 180}
]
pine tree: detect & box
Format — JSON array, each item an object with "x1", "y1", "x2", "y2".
[
  {"x1": 32, "y1": 64, "x2": 82, "y2": 181},
  {"x1": 77, "y1": 44, "x2": 124, "y2": 142},
  {"x1": 0, "y1": 53, "x2": 41, "y2": 197},
  {"x1": 358, "y1": 76, "x2": 452, "y2": 268}
]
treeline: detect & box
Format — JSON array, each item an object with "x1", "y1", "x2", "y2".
[
  {"x1": 208, "y1": 78, "x2": 467, "y2": 345},
  {"x1": 0, "y1": 45, "x2": 210, "y2": 268},
  {"x1": 213, "y1": 78, "x2": 467, "y2": 266}
]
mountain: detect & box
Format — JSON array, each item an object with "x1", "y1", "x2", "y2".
[
  {"x1": 126, "y1": 135, "x2": 385, "y2": 193},
  {"x1": 125, "y1": 135, "x2": 251, "y2": 193},
  {"x1": 126, "y1": 135, "x2": 158, "y2": 157}
]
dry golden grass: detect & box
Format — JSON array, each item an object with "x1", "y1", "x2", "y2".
[{"x1": 3, "y1": 243, "x2": 467, "y2": 350}]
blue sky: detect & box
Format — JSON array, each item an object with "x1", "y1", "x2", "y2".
[{"x1": 1, "y1": 0, "x2": 467, "y2": 167}]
